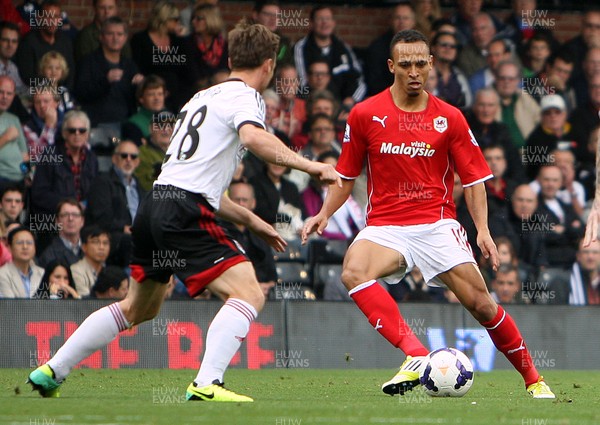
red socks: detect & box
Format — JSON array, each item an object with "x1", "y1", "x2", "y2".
[
  {"x1": 481, "y1": 305, "x2": 539, "y2": 387},
  {"x1": 349, "y1": 280, "x2": 429, "y2": 357}
]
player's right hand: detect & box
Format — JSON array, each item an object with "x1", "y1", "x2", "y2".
[
  {"x1": 584, "y1": 199, "x2": 600, "y2": 247},
  {"x1": 307, "y1": 162, "x2": 342, "y2": 188},
  {"x1": 301, "y1": 214, "x2": 329, "y2": 245}
]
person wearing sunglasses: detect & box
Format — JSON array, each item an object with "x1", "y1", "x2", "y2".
[
  {"x1": 87, "y1": 140, "x2": 145, "y2": 268},
  {"x1": 30, "y1": 110, "x2": 98, "y2": 216}
]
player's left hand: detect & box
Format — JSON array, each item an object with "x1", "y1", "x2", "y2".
[
  {"x1": 248, "y1": 216, "x2": 287, "y2": 252},
  {"x1": 477, "y1": 231, "x2": 499, "y2": 271},
  {"x1": 584, "y1": 198, "x2": 600, "y2": 247}
]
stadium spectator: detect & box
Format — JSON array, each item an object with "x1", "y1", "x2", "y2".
[
  {"x1": 525, "y1": 95, "x2": 576, "y2": 180},
  {"x1": 0, "y1": 21, "x2": 26, "y2": 96},
  {"x1": 0, "y1": 185, "x2": 24, "y2": 226},
  {"x1": 301, "y1": 150, "x2": 363, "y2": 241},
  {"x1": 1, "y1": 0, "x2": 30, "y2": 36},
  {"x1": 251, "y1": 0, "x2": 293, "y2": 66},
  {"x1": 135, "y1": 111, "x2": 174, "y2": 191},
  {"x1": 23, "y1": 85, "x2": 62, "y2": 160},
  {"x1": 504, "y1": 0, "x2": 558, "y2": 60},
  {"x1": 291, "y1": 89, "x2": 340, "y2": 149},
  {"x1": 469, "y1": 37, "x2": 512, "y2": 97},
  {"x1": 187, "y1": 3, "x2": 228, "y2": 89},
  {"x1": 431, "y1": 31, "x2": 471, "y2": 108},
  {"x1": 489, "y1": 184, "x2": 548, "y2": 271},
  {"x1": 449, "y1": 0, "x2": 504, "y2": 48},
  {"x1": 38, "y1": 51, "x2": 75, "y2": 114},
  {"x1": 425, "y1": 65, "x2": 439, "y2": 95},
  {"x1": 411, "y1": 0, "x2": 442, "y2": 39},
  {"x1": 306, "y1": 60, "x2": 337, "y2": 99},
  {"x1": 75, "y1": 17, "x2": 143, "y2": 128},
  {"x1": 90, "y1": 265, "x2": 128, "y2": 300},
  {"x1": 75, "y1": 0, "x2": 131, "y2": 63},
  {"x1": 569, "y1": 238, "x2": 600, "y2": 305},
  {"x1": 456, "y1": 12, "x2": 498, "y2": 78},
  {"x1": 70, "y1": 225, "x2": 110, "y2": 298},
  {"x1": 37, "y1": 199, "x2": 84, "y2": 268},
  {"x1": 493, "y1": 59, "x2": 540, "y2": 149},
  {"x1": 577, "y1": 124, "x2": 600, "y2": 199},
  {"x1": 0, "y1": 75, "x2": 28, "y2": 193},
  {"x1": 30, "y1": 110, "x2": 98, "y2": 215},
  {"x1": 221, "y1": 181, "x2": 278, "y2": 298},
  {"x1": 130, "y1": 0, "x2": 196, "y2": 111},
  {"x1": 490, "y1": 263, "x2": 524, "y2": 304},
  {"x1": 573, "y1": 47, "x2": 600, "y2": 109},
  {"x1": 524, "y1": 50, "x2": 576, "y2": 110},
  {"x1": 250, "y1": 161, "x2": 306, "y2": 241},
  {"x1": 86, "y1": 140, "x2": 145, "y2": 268},
  {"x1": 288, "y1": 113, "x2": 340, "y2": 192},
  {"x1": 535, "y1": 165, "x2": 584, "y2": 268},
  {"x1": 494, "y1": 235, "x2": 532, "y2": 284},
  {"x1": 570, "y1": 73, "x2": 600, "y2": 163},
  {"x1": 294, "y1": 6, "x2": 366, "y2": 108},
  {"x1": 0, "y1": 226, "x2": 43, "y2": 298},
  {"x1": 34, "y1": 259, "x2": 79, "y2": 299},
  {"x1": 15, "y1": 0, "x2": 75, "y2": 90},
  {"x1": 482, "y1": 144, "x2": 517, "y2": 216},
  {"x1": 121, "y1": 75, "x2": 167, "y2": 146},
  {"x1": 465, "y1": 88, "x2": 525, "y2": 183},
  {"x1": 521, "y1": 32, "x2": 552, "y2": 78},
  {"x1": 272, "y1": 64, "x2": 306, "y2": 141},
  {"x1": 365, "y1": 2, "x2": 416, "y2": 97}
]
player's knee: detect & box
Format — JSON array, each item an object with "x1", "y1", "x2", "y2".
[
  {"x1": 340, "y1": 267, "x2": 366, "y2": 290},
  {"x1": 466, "y1": 296, "x2": 497, "y2": 323}
]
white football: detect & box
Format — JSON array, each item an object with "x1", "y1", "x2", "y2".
[{"x1": 419, "y1": 347, "x2": 474, "y2": 397}]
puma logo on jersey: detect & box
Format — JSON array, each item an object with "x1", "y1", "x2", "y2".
[
  {"x1": 507, "y1": 340, "x2": 526, "y2": 354},
  {"x1": 374, "y1": 318, "x2": 383, "y2": 330},
  {"x1": 372, "y1": 115, "x2": 388, "y2": 128},
  {"x1": 380, "y1": 141, "x2": 436, "y2": 157}
]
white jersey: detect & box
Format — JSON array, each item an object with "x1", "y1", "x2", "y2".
[{"x1": 156, "y1": 79, "x2": 265, "y2": 209}]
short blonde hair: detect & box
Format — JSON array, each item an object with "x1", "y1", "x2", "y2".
[
  {"x1": 38, "y1": 51, "x2": 69, "y2": 81},
  {"x1": 148, "y1": 0, "x2": 179, "y2": 33},
  {"x1": 193, "y1": 4, "x2": 224, "y2": 37}
]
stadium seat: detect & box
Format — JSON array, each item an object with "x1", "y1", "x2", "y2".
[
  {"x1": 275, "y1": 262, "x2": 311, "y2": 285},
  {"x1": 528, "y1": 268, "x2": 570, "y2": 305},
  {"x1": 273, "y1": 238, "x2": 308, "y2": 262},
  {"x1": 314, "y1": 263, "x2": 350, "y2": 301}
]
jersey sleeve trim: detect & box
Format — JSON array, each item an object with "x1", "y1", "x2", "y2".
[
  {"x1": 462, "y1": 174, "x2": 493, "y2": 188},
  {"x1": 236, "y1": 120, "x2": 266, "y2": 132},
  {"x1": 336, "y1": 170, "x2": 358, "y2": 180}
]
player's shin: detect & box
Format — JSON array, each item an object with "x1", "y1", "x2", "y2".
[
  {"x1": 481, "y1": 305, "x2": 539, "y2": 387},
  {"x1": 47, "y1": 303, "x2": 130, "y2": 382},
  {"x1": 349, "y1": 280, "x2": 428, "y2": 356},
  {"x1": 194, "y1": 298, "x2": 257, "y2": 387}
]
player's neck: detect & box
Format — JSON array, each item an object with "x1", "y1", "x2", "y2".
[
  {"x1": 389, "y1": 87, "x2": 429, "y2": 112},
  {"x1": 229, "y1": 70, "x2": 264, "y2": 93}
]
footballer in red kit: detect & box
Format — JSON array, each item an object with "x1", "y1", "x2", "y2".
[{"x1": 303, "y1": 29, "x2": 555, "y2": 399}]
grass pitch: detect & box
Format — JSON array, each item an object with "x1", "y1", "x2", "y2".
[{"x1": 1, "y1": 369, "x2": 599, "y2": 425}]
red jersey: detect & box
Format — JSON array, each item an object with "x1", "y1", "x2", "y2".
[{"x1": 337, "y1": 90, "x2": 492, "y2": 226}]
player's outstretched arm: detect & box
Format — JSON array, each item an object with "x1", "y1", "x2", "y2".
[
  {"x1": 301, "y1": 178, "x2": 355, "y2": 244},
  {"x1": 584, "y1": 142, "x2": 600, "y2": 246},
  {"x1": 463, "y1": 182, "x2": 499, "y2": 271},
  {"x1": 216, "y1": 194, "x2": 287, "y2": 252},
  {"x1": 239, "y1": 124, "x2": 342, "y2": 187}
]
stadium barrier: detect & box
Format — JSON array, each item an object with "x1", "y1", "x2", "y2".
[{"x1": 1, "y1": 300, "x2": 598, "y2": 370}]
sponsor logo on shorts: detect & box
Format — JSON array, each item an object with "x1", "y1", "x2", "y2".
[{"x1": 380, "y1": 141, "x2": 435, "y2": 157}]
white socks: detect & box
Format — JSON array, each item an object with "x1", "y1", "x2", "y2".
[
  {"x1": 194, "y1": 298, "x2": 257, "y2": 387},
  {"x1": 48, "y1": 303, "x2": 130, "y2": 382}
]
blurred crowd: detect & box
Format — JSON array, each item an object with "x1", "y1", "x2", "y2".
[{"x1": 0, "y1": 0, "x2": 599, "y2": 305}]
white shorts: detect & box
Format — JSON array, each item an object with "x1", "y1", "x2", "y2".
[{"x1": 350, "y1": 219, "x2": 476, "y2": 287}]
